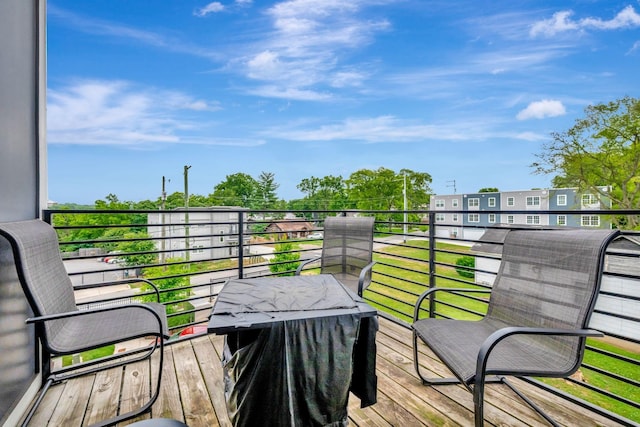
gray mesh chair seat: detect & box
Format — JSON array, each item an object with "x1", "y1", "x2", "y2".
[
  {"x1": 412, "y1": 228, "x2": 619, "y2": 427},
  {"x1": 0, "y1": 220, "x2": 170, "y2": 427},
  {"x1": 46, "y1": 302, "x2": 168, "y2": 354},
  {"x1": 296, "y1": 216, "x2": 376, "y2": 296}
]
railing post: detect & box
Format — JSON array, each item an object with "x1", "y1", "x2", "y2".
[
  {"x1": 42, "y1": 210, "x2": 52, "y2": 225},
  {"x1": 238, "y1": 211, "x2": 244, "y2": 279},
  {"x1": 428, "y1": 211, "x2": 436, "y2": 318}
]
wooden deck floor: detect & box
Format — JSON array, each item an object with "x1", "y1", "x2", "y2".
[{"x1": 26, "y1": 317, "x2": 624, "y2": 427}]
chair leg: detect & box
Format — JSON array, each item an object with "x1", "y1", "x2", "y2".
[
  {"x1": 412, "y1": 330, "x2": 460, "y2": 386},
  {"x1": 90, "y1": 339, "x2": 165, "y2": 427},
  {"x1": 20, "y1": 377, "x2": 54, "y2": 427},
  {"x1": 23, "y1": 340, "x2": 164, "y2": 427},
  {"x1": 473, "y1": 375, "x2": 486, "y2": 427},
  {"x1": 502, "y1": 378, "x2": 561, "y2": 427}
]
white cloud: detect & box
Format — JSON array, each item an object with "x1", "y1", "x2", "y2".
[
  {"x1": 236, "y1": 0, "x2": 391, "y2": 99},
  {"x1": 263, "y1": 115, "x2": 502, "y2": 143},
  {"x1": 516, "y1": 99, "x2": 566, "y2": 120},
  {"x1": 627, "y1": 40, "x2": 640, "y2": 55},
  {"x1": 248, "y1": 85, "x2": 332, "y2": 101},
  {"x1": 47, "y1": 80, "x2": 255, "y2": 147},
  {"x1": 195, "y1": 2, "x2": 225, "y2": 17},
  {"x1": 531, "y1": 5, "x2": 640, "y2": 37},
  {"x1": 515, "y1": 131, "x2": 548, "y2": 141}
]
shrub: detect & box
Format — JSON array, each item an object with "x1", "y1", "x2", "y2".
[{"x1": 455, "y1": 256, "x2": 475, "y2": 279}]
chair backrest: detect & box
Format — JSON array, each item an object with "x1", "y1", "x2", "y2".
[
  {"x1": 320, "y1": 216, "x2": 375, "y2": 293},
  {"x1": 0, "y1": 220, "x2": 78, "y2": 340},
  {"x1": 487, "y1": 228, "x2": 618, "y2": 360}
]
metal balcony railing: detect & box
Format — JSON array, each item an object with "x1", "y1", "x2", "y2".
[{"x1": 42, "y1": 208, "x2": 640, "y2": 425}]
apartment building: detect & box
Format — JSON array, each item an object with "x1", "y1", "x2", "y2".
[
  {"x1": 148, "y1": 207, "x2": 249, "y2": 261},
  {"x1": 431, "y1": 187, "x2": 611, "y2": 240}
]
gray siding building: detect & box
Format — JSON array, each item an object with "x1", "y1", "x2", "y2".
[{"x1": 431, "y1": 187, "x2": 611, "y2": 240}]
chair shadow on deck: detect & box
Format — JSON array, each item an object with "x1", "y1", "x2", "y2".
[{"x1": 412, "y1": 228, "x2": 619, "y2": 427}]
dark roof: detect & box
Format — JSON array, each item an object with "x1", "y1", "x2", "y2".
[
  {"x1": 266, "y1": 220, "x2": 315, "y2": 232},
  {"x1": 470, "y1": 227, "x2": 510, "y2": 255}
]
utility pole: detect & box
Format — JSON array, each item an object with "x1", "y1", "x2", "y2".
[
  {"x1": 403, "y1": 173, "x2": 408, "y2": 243},
  {"x1": 446, "y1": 179, "x2": 457, "y2": 194},
  {"x1": 160, "y1": 176, "x2": 168, "y2": 265},
  {"x1": 184, "y1": 165, "x2": 191, "y2": 262}
]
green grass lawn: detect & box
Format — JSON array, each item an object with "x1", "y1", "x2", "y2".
[{"x1": 62, "y1": 344, "x2": 116, "y2": 367}]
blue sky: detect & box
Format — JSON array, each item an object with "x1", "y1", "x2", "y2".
[{"x1": 46, "y1": 0, "x2": 640, "y2": 204}]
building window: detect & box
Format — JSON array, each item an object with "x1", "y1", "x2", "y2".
[
  {"x1": 468, "y1": 213, "x2": 480, "y2": 222},
  {"x1": 452, "y1": 199, "x2": 459, "y2": 207},
  {"x1": 488, "y1": 197, "x2": 496, "y2": 207},
  {"x1": 526, "y1": 215, "x2": 541, "y2": 225},
  {"x1": 582, "y1": 215, "x2": 600, "y2": 227},
  {"x1": 557, "y1": 215, "x2": 567, "y2": 226},
  {"x1": 526, "y1": 196, "x2": 541, "y2": 207},
  {"x1": 582, "y1": 194, "x2": 598, "y2": 207},
  {"x1": 435, "y1": 213, "x2": 445, "y2": 222},
  {"x1": 507, "y1": 215, "x2": 514, "y2": 224},
  {"x1": 435, "y1": 199, "x2": 445, "y2": 208},
  {"x1": 452, "y1": 213, "x2": 459, "y2": 222},
  {"x1": 219, "y1": 230, "x2": 224, "y2": 242},
  {"x1": 468, "y1": 198, "x2": 479, "y2": 208},
  {"x1": 507, "y1": 197, "x2": 515, "y2": 206},
  {"x1": 194, "y1": 245, "x2": 204, "y2": 254},
  {"x1": 557, "y1": 194, "x2": 567, "y2": 206},
  {"x1": 488, "y1": 214, "x2": 496, "y2": 223}
]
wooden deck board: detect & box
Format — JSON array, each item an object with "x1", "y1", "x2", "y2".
[{"x1": 25, "y1": 316, "x2": 626, "y2": 427}]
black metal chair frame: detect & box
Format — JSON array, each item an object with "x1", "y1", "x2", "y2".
[
  {"x1": 412, "y1": 228, "x2": 619, "y2": 427},
  {"x1": 0, "y1": 220, "x2": 169, "y2": 427}
]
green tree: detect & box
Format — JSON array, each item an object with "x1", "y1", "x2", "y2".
[
  {"x1": 295, "y1": 175, "x2": 350, "y2": 214},
  {"x1": 478, "y1": 187, "x2": 498, "y2": 193},
  {"x1": 532, "y1": 96, "x2": 640, "y2": 228},
  {"x1": 269, "y1": 242, "x2": 301, "y2": 276},
  {"x1": 115, "y1": 231, "x2": 157, "y2": 266},
  {"x1": 164, "y1": 191, "x2": 188, "y2": 209},
  {"x1": 140, "y1": 259, "x2": 194, "y2": 327},
  {"x1": 256, "y1": 171, "x2": 280, "y2": 210},
  {"x1": 210, "y1": 173, "x2": 259, "y2": 207},
  {"x1": 345, "y1": 167, "x2": 432, "y2": 224}
]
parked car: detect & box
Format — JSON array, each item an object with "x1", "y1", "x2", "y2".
[
  {"x1": 307, "y1": 232, "x2": 323, "y2": 239},
  {"x1": 101, "y1": 250, "x2": 122, "y2": 263},
  {"x1": 168, "y1": 324, "x2": 208, "y2": 341}
]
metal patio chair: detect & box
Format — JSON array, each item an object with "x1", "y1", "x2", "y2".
[
  {"x1": 296, "y1": 216, "x2": 376, "y2": 296},
  {"x1": 412, "y1": 228, "x2": 619, "y2": 426},
  {"x1": 0, "y1": 219, "x2": 170, "y2": 427}
]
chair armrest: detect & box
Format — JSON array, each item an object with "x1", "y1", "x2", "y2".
[
  {"x1": 413, "y1": 287, "x2": 491, "y2": 322},
  {"x1": 25, "y1": 303, "x2": 166, "y2": 336},
  {"x1": 295, "y1": 256, "x2": 321, "y2": 275},
  {"x1": 75, "y1": 278, "x2": 162, "y2": 302},
  {"x1": 357, "y1": 261, "x2": 377, "y2": 296},
  {"x1": 476, "y1": 326, "x2": 604, "y2": 381}
]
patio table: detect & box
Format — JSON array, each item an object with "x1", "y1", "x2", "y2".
[{"x1": 208, "y1": 274, "x2": 378, "y2": 427}]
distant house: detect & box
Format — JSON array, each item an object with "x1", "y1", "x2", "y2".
[{"x1": 265, "y1": 220, "x2": 315, "y2": 240}]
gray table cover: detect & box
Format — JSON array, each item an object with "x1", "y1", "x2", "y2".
[{"x1": 210, "y1": 275, "x2": 377, "y2": 427}]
